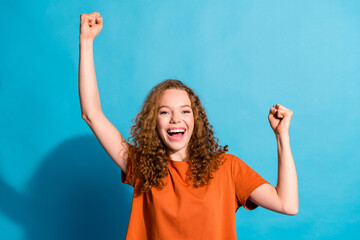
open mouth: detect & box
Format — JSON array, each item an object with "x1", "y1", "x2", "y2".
[{"x1": 167, "y1": 128, "x2": 186, "y2": 140}]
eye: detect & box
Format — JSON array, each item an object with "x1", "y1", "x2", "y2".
[
  {"x1": 160, "y1": 111, "x2": 169, "y2": 115},
  {"x1": 182, "y1": 110, "x2": 191, "y2": 114}
]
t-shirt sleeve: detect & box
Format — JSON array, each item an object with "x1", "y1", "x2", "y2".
[
  {"x1": 121, "y1": 157, "x2": 134, "y2": 187},
  {"x1": 231, "y1": 154, "x2": 269, "y2": 211}
]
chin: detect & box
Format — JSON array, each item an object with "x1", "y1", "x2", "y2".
[{"x1": 165, "y1": 142, "x2": 187, "y2": 152}]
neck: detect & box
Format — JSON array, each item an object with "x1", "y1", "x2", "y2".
[{"x1": 167, "y1": 148, "x2": 188, "y2": 162}]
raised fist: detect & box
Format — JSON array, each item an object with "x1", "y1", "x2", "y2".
[
  {"x1": 79, "y1": 12, "x2": 103, "y2": 40},
  {"x1": 268, "y1": 104, "x2": 293, "y2": 136}
]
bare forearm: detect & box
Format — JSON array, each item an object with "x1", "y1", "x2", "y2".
[
  {"x1": 275, "y1": 133, "x2": 298, "y2": 214},
  {"x1": 78, "y1": 38, "x2": 102, "y2": 119}
]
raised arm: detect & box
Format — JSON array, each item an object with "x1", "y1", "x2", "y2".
[
  {"x1": 79, "y1": 12, "x2": 128, "y2": 173},
  {"x1": 248, "y1": 104, "x2": 298, "y2": 215}
]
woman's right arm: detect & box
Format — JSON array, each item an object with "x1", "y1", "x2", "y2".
[{"x1": 79, "y1": 12, "x2": 128, "y2": 173}]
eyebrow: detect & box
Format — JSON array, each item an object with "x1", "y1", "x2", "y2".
[{"x1": 159, "y1": 104, "x2": 191, "y2": 109}]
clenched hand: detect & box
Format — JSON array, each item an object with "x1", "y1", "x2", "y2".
[{"x1": 79, "y1": 12, "x2": 103, "y2": 40}]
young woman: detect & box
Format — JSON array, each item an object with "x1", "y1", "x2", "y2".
[{"x1": 79, "y1": 12, "x2": 298, "y2": 240}]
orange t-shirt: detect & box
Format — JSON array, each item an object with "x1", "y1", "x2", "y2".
[{"x1": 121, "y1": 153, "x2": 269, "y2": 240}]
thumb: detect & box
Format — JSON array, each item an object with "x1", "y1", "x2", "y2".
[
  {"x1": 269, "y1": 107, "x2": 278, "y2": 117},
  {"x1": 96, "y1": 16, "x2": 103, "y2": 25}
]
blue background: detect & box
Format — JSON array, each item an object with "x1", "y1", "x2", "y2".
[{"x1": 1, "y1": 0, "x2": 359, "y2": 239}]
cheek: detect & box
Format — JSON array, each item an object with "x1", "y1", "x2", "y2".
[
  {"x1": 187, "y1": 115, "x2": 195, "y2": 132},
  {"x1": 156, "y1": 117, "x2": 167, "y2": 134},
  {"x1": 190, "y1": 114, "x2": 195, "y2": 127}
]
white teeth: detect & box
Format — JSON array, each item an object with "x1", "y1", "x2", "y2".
[{"x1": 168, "y1": 129, "x2": 185, "y2": 133}]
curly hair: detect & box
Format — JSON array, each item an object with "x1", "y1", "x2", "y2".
[{"x1": 127, "y1": 79, "x2": 228, "y2": 194}]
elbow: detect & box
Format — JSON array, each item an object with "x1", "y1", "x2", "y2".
[
  {"x1": 286, "y1": 208, "x2": 298, "y2": 216},
  {"x1": 282, "y1": 205, "x2": 299, "y2": 216}
]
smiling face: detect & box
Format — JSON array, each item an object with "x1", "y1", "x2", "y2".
[{"x1": 156, "y1": 89, "x2": 194, "y2": 161}]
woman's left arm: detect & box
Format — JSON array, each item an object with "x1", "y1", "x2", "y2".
[{"x1": 248, "y1": 104, "x2": 298, "y2": 215}]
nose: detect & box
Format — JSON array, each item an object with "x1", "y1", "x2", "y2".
[{"x1": 170, "y1": 112, "x2": 181, "y2": 123}]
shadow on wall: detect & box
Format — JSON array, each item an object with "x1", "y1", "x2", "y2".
[{"x1": 0, "y1": 135, "x2": 133, "y2": 240}]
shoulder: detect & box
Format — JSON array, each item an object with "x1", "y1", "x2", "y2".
[
  {"x1": 220, "y1": 153, "x2": 247, "y2": 172},
  {"x1": 221, "y1": 153, "x2": 255, "y2": 174},
  {"x1": 221, "y1": 153, "x2": 244, "y2": 164}
]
